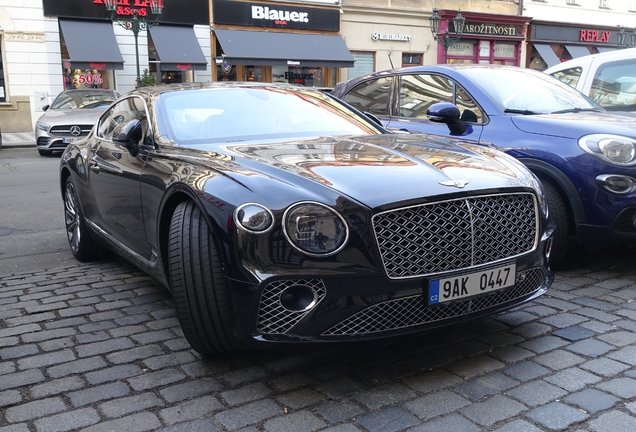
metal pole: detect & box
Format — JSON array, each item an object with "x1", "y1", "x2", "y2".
[{"x1": 132, "y1": 14, "x2": 142, "y2": 88}]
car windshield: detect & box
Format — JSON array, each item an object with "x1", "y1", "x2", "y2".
[
  {"x1": 462, "y1": 67, "x2": 601, "y2": 114},
  {"x1": 159, "y1": 86, "x2": 383, "y2": 144},
  {"x1": 51, "y1": 91, "x2": 116, "y2": 110}
]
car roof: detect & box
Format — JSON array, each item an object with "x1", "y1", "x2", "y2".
[
  {"x1": 544, "y1": 47, "x2": 636, "y2": 72},
  {"x1": 133, "y1": 81, "x2": 330, "y2": 97}
]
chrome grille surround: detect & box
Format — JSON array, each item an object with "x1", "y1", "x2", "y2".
[
  {"x1": 257, "y1": 279, "x2": 326, "y2": 334},
  {"x1": 49, "y1": 125, "x2": 92, "y2": 137},
  {"x1": 322, "y1": 267, "x2": 545, "y2": 336},
  {"x1": 373, "y1": 193, "x2": 538, "y2": 279}
]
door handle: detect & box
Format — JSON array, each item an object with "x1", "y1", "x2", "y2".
[{"x1": 89, "y1": 162, "x2": 100, "y2": 173}]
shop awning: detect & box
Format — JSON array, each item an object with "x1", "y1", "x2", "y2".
[
  {"x1": 565, "y1": 45, "x2": 592, "y2": 59},
  {"x1": 59, "y1": 20, "x2": 124, "y2": 70},
  {"x1": 148, "y1": 26, "x2": 208, "y2": 71},
  {"x1": 533, "y1": 44, "x2": 561, "y2": 68},
  {"x1": 597, "y1": 47, "x2": 616, "y2": 53},
  {"x1": 214, "y1": 29, "x2": 355, "y2": 68}
]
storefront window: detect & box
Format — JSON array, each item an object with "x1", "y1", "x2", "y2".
[
  {"x1": 62, "y1": 61, "x2": 114, "y2": 91},
  {"x1": 217, "y1": 63, "x2": 237, "y2": 81},
  {"x1": 402, "y1": 53, "x2": 423, "y2": 67},
  {"x1": 272, "y1": 66, "x2": 327, "y2": 87},
  {"x1": 349, "y1": 52, "x2": 374, "y2": 79},
  {"x1": 447, "y1": 41, "x2": 476, "y2": 64},
  {"x1": 244, "y1": 66, "x2": 263, "y2": 82}
]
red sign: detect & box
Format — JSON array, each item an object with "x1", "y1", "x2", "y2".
[
  {"x1": 580, "y1": 30, "x2": 611, "y2": 43},
  {"x1": 90, "y1": 63, "x2": 107, "y2": 69},
  {"x1": 93, "y1": 0, "x2": 163, "y2": 17},
  {"x1": 75, "y1": 74, "x2": 104, "y2": 85},
  {"x1": 176, "y1": 64, "x2": 192, "y2": 70}
]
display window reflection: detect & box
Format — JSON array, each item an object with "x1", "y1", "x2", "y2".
[
  {"x1": 272, "y1": 66, "x2": 327, "y2": 87},
  {"x1": 62, "y1": 63, "x2": 114, "y2": 91}
]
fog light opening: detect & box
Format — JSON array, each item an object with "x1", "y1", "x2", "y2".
[
  {"x1": 545, "y1": 237, "x2": 553, "y2": 262},
  {"x1": 279, "y1": 285, "x2": 318, "y2": 312}
]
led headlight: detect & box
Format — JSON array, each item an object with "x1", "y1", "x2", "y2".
[
  {"x1": 283, "y1": 202, "x2": 348, "y2": 256},
  {"x1": 234, "y1": 203, "x2": 274, "y2": 234},
  {"x1": 36, "y1": 122, "x2": 49, "y2": 132},
  {"x1": 579, "y1": 134, "x2": 636, "y2": 166}
]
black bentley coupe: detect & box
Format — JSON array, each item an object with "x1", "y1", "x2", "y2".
[{"x1": 60, "y1": 82, "x2": 554, "y2": 355}]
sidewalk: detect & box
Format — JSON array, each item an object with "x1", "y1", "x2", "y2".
[{"x1": 1, "y1": 132, "x2": 35, "y2": 148}]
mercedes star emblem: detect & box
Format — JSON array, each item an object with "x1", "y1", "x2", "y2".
[{"x1": 70, "y1": 126, "x2": 82, "y2": 137}]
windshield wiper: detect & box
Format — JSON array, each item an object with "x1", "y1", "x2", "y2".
[
  {"x1": 550, "y1": 107, "x2": 604, "y2": 114},
  {"x1": 504, "y1": 108, "x2": 541, "y2": 115}
]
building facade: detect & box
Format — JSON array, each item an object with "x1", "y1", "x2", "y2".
[{"x1": 523, "y1": 0, "x2": 636, "y2": 70}]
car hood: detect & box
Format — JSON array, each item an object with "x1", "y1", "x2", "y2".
[
  {"x1": 510, "y1": 111, "x2": 636, "y2": 139},
  {"x1": 217, "y1": 134, "x2": 537, "y2": 209},
  {"x1": 37, "y1": 108, "x2": 106, "y2": 125}
]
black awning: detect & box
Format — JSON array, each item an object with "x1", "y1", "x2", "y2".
[
  {"x1": 533, "y1": 44, "x2": 561, "y2": 68},
  {"x1": 148, "y1": 26, "x2": 208, "y2": 71},
  {"x1": 59, "y1": 20, "x2": 124, "y2": 70},
  {"x1": 214, "y1": 29, "x2": 355, "y2": 68},
  {"x1": 565, "y1": 45, "x2": 592, "y2": 59}
]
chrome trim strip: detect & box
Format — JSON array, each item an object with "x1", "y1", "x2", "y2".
[{"x1": 85, "y1": 218, "x2": 153, "y2": 268}]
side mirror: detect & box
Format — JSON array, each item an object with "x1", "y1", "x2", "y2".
[
  {"x1": 427, "y1": 102, "x2": 467, "y2": 135},
  {"x1": 112, "y1": 119, "x2": 142, "y2": 148},
  {"x1": 42, "y1": 105, "x2": 50, "y2": 111}
]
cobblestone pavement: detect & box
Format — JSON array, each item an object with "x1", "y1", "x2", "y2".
[{"x1": 2, "y1": 245, "x2": 636, "y2": 432}]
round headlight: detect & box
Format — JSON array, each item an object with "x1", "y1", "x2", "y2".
[
  {"x1": 283, "y1": 202, "x2": 348, "y2": 257},
  {"x1": 234, "y1": 203, "x2": 274, "y2": 234},
  {"x1": 579, "y1": 134, "x2": 636, "y2": 166}
]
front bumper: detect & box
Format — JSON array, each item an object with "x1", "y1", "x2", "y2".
[
  {"x1": 238, "y1": 237, "x2": 553, "y2": 348},
  {"x1": 36, "y1": 126, "x2": 91, "y2": 151}
]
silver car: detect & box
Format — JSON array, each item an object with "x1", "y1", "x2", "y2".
[{"x1": 35, "y1": 89, "x2": 119, "y2": 156}]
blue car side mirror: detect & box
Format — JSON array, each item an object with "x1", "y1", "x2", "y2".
[{"x1": 427, "y1": 102, "x2": 467, "y2": 136}]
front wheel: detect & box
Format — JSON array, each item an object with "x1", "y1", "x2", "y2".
[
  {"x1": 543, "y1": 181, "x2": 569, "y2": 265},
  {"x1": 64, "y1": 177, "x2": 106, "y2": 261},
  {"x1": 168, "y1": 200, "x2": 241, "y2": 356}
]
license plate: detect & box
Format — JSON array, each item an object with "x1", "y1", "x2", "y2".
[
  {"x1": 428, "y1": 264, "x2": 516, "y2": 305},
  {"x1": 63, "y1": 137, "x2": 79, "y2": 144}
]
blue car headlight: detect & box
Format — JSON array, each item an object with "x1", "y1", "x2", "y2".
[
  {"x1": 579, "y1": 134, "x2": 636, "y2": 166},
  {"x1": 283, "y1": 202, "x2": 348, "y2": 257}
]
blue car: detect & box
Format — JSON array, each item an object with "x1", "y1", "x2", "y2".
[{"x1": 332, "y1": 65, "x2": 636, "y2": 264}]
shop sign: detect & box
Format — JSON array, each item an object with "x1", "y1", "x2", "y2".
[
  {"x1": 176, "y1": 64, "x2": 192, "y2": 70},
  {"x1": 447, "y1": 42, "x2": 475, "y2": 56},
  {"x1": 213, "y1": 0, "x2": 340, "y2": 32},
  {"x1": 580, "y1": 29, "x2": 611, "y2": 42},
  {"x1": 76, "y1": 73, "x2": 104, "y2": 85},
  {"x1": 286, "y1": 71, "x2": 314, "y2": 80},
  {"x1": 42, "y1": 0, "x2": 207, "y2": 25},
  {"x1": 451, "y1": 22, "x2": 522, "y2": 37},
  {"x1": 371, "y1": 33, "x2": 411, "y2": 42},
  {"x1": 90, "y1": 63, "x2": 107, "y2": 69}
]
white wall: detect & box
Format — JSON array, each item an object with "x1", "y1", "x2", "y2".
[{"x1": 523, "y1": 0, "x2": 636, "y2": 27}]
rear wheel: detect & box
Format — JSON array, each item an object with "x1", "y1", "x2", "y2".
[
  {"x1": 38, "y1": 149, "x2": 53, "y2": 156},
  {"x1": 64, "y1": 178, "x2": 106, "y2": 261},
  {"x1": 168, "y1": 200, "x2": 240, "y2": 355},
  {"x1": 543, "y1": 181, "x2": 569, "y2": 265}
]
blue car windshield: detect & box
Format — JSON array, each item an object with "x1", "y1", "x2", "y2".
[
  {"x1": 462, "y1": 67, "x2": 601, "y2": 114},
  {"x1": 159, "y1": 86, "x2": 382, "y2": 145}
]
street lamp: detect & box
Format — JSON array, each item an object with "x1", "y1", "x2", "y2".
[
  {"x1": 617, "y1": 26, "x2": 636, "y2": 49},
  {"x1": 103, "y1": 0, "x2": 164, "y2": 88},
  {"x1": 429, "y1": 9, "x2": 466, "y2": 63}
]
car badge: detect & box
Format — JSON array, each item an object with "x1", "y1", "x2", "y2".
[
  {"x1": 70, "y1": 126, "x2": 82, "y2": 137},
  {"x1": 439, "y1": 179, "x2": 470, "y2": 188}
]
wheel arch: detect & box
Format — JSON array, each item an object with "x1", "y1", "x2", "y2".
[
  {"x1": 157, "y1": 185, "x2": 232, "y2": 290},
  {"x1": 518, "y1": 158, "x2": 586, "y2": 231}
]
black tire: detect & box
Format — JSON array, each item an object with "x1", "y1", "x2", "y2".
[
  {"x1": 168, "y1": 200, "x2": 240, "y2": 355},
  {"x1": 63, "y1": 178, "x2": 107, "y2": 261},
  {"x1": 543, "y1": 181, "x2": 569, "y2": 265},
  {"x1": 38, "y1": 149, "x2": 53, "y2": 156}
]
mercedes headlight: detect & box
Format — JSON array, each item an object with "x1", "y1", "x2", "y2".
[
  {"x1": 36, "y1": 122, "x2": 49, "y2": 132},
  {"x1": 579, "y1": 134, "x2": 636, "y2": 166},
  {"x1": 283, "y1": 202, "x2": 348, "y2": 256}
]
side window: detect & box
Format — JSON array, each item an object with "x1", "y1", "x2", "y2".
[
  {"x1": 455, "y1": 85, "x2": 483, "y2": 123},
  {"x1": 341, "y1": 77, "x2": 393, "y2": 116},
  {"x1": 591, "y1": 59, "x2": 636, "y2": 112},
  {"x1": 398, "y1": 74, "x2": 453, "y2": 118},
  {"x1": 550, "y1": 67, "x2": 583, "y2": 88},
  {"x1": 96, "y1": 97, "x2": 148, "y2": 141}
]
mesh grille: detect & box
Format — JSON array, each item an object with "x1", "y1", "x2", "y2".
[
  {"x1": 49, "y1": 125, "x2": 92, "y2": 137},
  {"x1": 322, "y1": 268, "x2": 545, "y2": 336},
  {"x1": 373, "y1": 193, "x2": 537, "y2": 279},
  {"x1": 257, "y1": 279, "x2": 326, "y2": 334}
]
